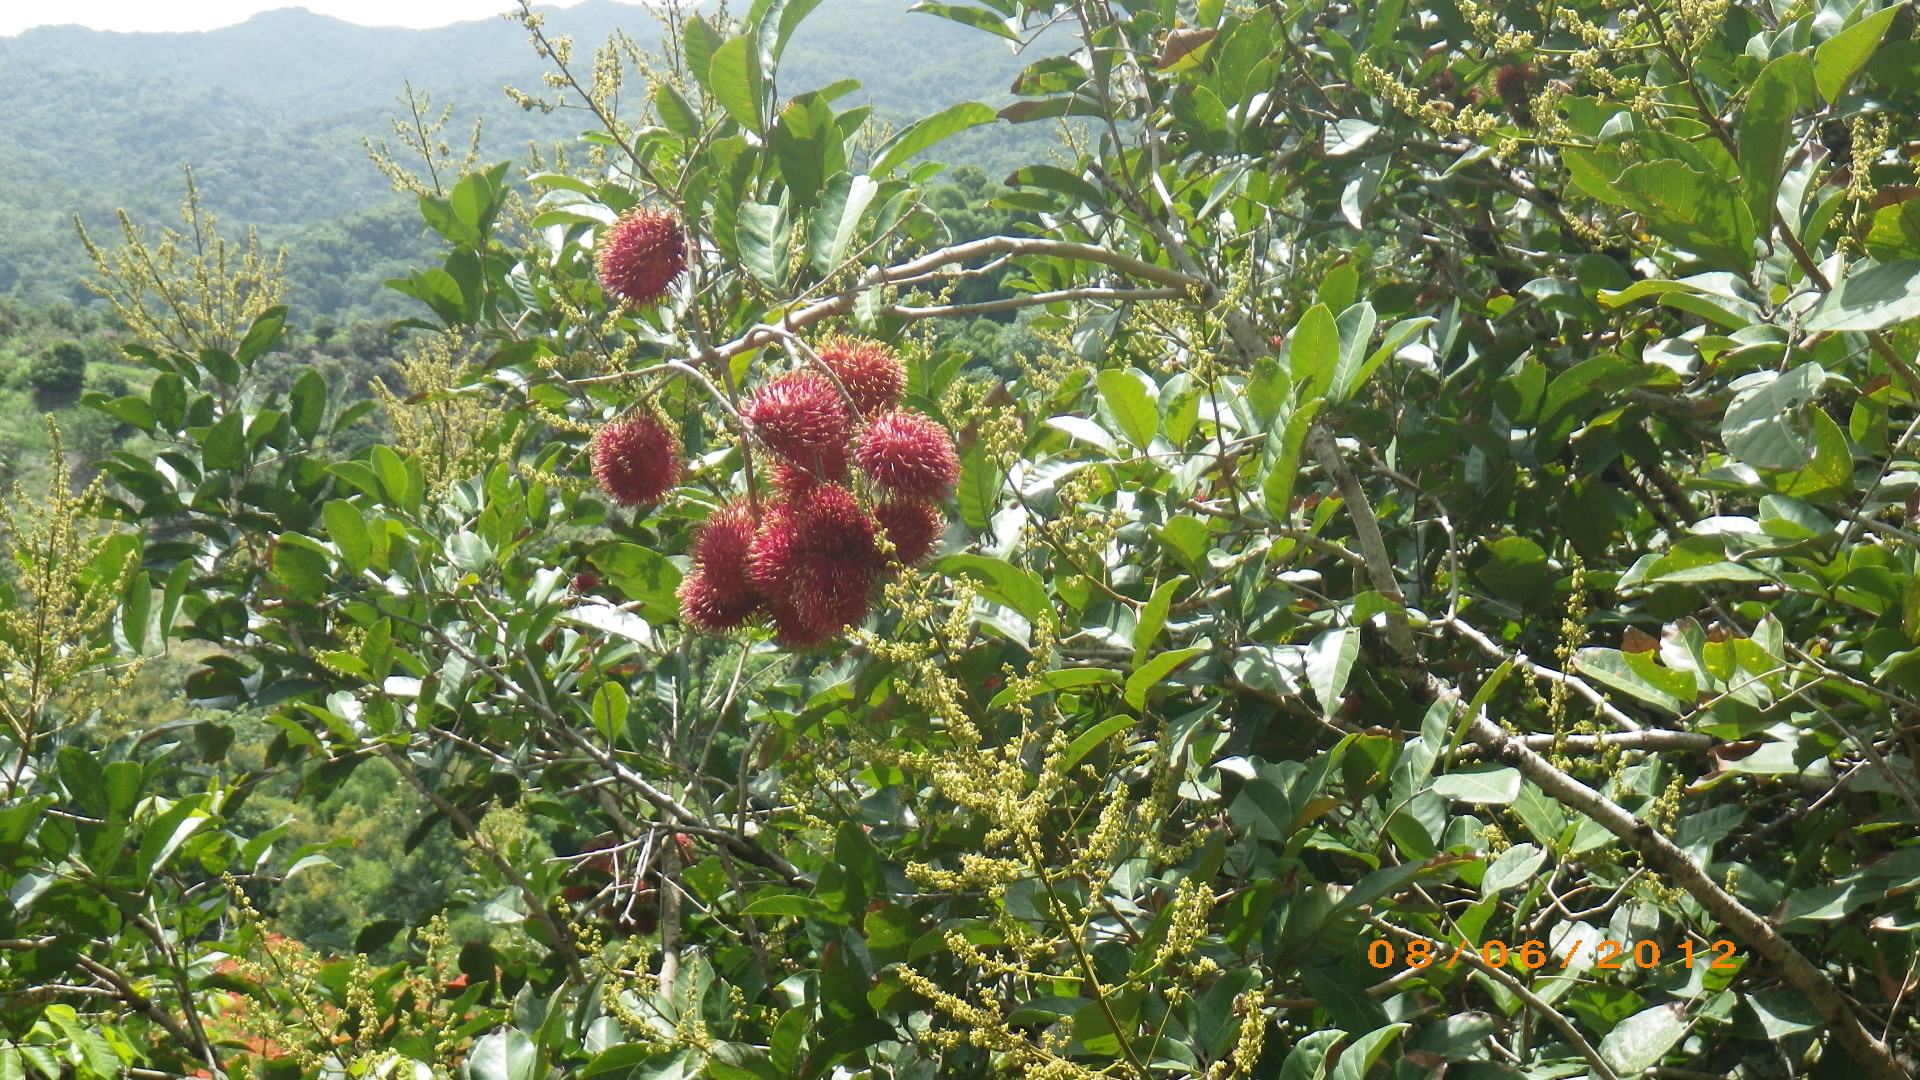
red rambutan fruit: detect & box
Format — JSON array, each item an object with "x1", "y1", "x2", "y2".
[
  {"x1": 591, "y1": 412, "x2": 682, "y2": 507},
  {"x1": 743, "y1": 372, "x2": 853, "y2": 473},
  {"x1": 817, "y1": 336, "x2": 906, "y2": 417},
  {"x1": 1493, "y1": 63, "x2": 1532, "y2": 104},
  {"x1": 596, "y1": 209, "x2": 686, "y2": 308},
  {"x1": 748, "y1": 484, "x2": 883, "y2": 647},
  {"x1": 876, "y1": 498, "x2": 943, "y2": 566},
  {"x1": 768, "y1": 459, "x2": 844, "y2": 501},
  {"x1": 679, "y1": 500, "x2": 763, "y2": 633},
  {"x1": 856, "y1": 410, "x2": 959, "y2": 499}
]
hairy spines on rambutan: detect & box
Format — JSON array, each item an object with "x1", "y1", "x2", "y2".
[
  {"x1": 747, "y1": 484, "x2": 883, "y2": 647},
  {"x1": 591, "y1": 412, "x2": 682, "y2": 507},
  {"x1": 875, "y1": 498, "x2": 942, "y2": 566},
  {"x1": 596, "y1": 209, "x2": 687, "y2": 308},
  {"x1": 679, "y1": 500, "x2": 763, "y2": 633},
  {"x1": 742, "y1": 372, "x2": 853, "y2": 472},
  {"x1": 817, "y1": 336, "x2": 906, "y2": 418},
  {"x1": 855, "y1": 410, "x2": 959, "y2": 499}
]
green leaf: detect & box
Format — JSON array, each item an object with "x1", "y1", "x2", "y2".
[
  {"x1": 1807, "y1": 259, "x2": 1920, "y2": 332},
  {"x1": 85, "y1": 393, "x2": 155, "y2": 432},
  {"x1": 908, "y1": 2, "x2": 1019, "y2": 40},
  {"x1": 1304, "y1": 627, "x2": 1358, "y2": 718},
  {"x1": 1721, "y1": 363, "x2": 1830, "y2": 470},
  {"x1": 1815, "y1": 4, "x2": 1900, "y2": 104},
  {"x1": 940, "y1": 554, "x2": 1051, "y2": 622},
  {"x1": 1125, "y1": 646, "x2": 1206, "y2": 710},
  {"x1": 1096, "y1": 369, "x2": 1159, "y2": 449},
  {"x1": 1289, "y1": 303, "x2": 1341, "y2": 400},
  {"x1": 201, "y1": 411, "x2": 246, "y2": 471},
  {"x1": 808, "y1": 173, "x2": 879, "y2": 274},
  {"x1": 323, "y1": 500, "x2": 370, "y2": 574},
  {"x1": 990, "y1": 668, "x2": 1123, "y2": 711},
  {"x1": 1430, "y1": 766, "x2": 1522, "y2": 804},
  {"x1": 1613, "y1": 160, "x2": 1755, "y2": 272},
  {"x1": 1262, "y1": 400, "x2": 1322, "y2": 519},
  {"x1": 121, "y1": 566, "x2": 153, "y2": 653},
  {"x1": 736, "y1": 201, "x2": 790, "y2": 290},
  {"x1": 741, "y1": 893, "x2": 831, "y2": 919},
  {"x1": 148, "y1": 372, "x2": 186, "y2": 430},
  {"x1": 450, "y1": 171, "x2": 502, "y2": 237},
  {"x1": 1007, "y1": 164, "x2": 1104, "y2": 207},
  {"x1": 1063, "y1": 714, "x2": 1135, "y2": 769},
  {"x1": 1330, "y1": 1024, "x2": 1410, "y2": 1080},
  {"x1": 870, "y1": 102, "x2": 998, "y2": 176},
  {"x1": 272, "y1": 534, "x2": 332, "y2": 602},
  {"x1": 1738, "y1": 54, "x2": 1807, "y2": 225},
  {"x1": 590, "y1": 543, "x2": 684, "y2": 621},
  {"x1": 468, "y1": 1030, "x2": 538, "y2": 1080},
  {"x1": 1328, "y1": 301, "x2": 1378, "y2": 404},
  {"x1": 289, "y1": 368, "x2": 327, "y2": 441},
  {"x1": 1599, "y1": 1004, "x2": 1687, "y2": 1074},
  {"x1": 1277, "y1": 1028, "x2": 1347, "y2": 1080},
  {"x1": 235, "y1": 305, "x2": 289, "y2": 368},
  {"x1": 1774, "y1": 405, "x2": 1853, "y2": 499},
  {"x1": 654, "y1": 81, "x2": 700, "y2": 137},
  {"x1": 136, "y1": 794, "x2": 210, "y2": 881},
  {"x1": 956, "y1": 441, "x2": 999, "y2": 530},
  {"x1": 707, "y1": 35, "x2": 764, "y2": 133},
  {"x1": 1319, "y1": 262, "x2": 1359, "y2": 312},
  {"x1": 372, "y1": 444, "x2": 424, "y2": 511},
  {"x1": 1133, "y1": 576, "x2": 1186, "y2": 665},
  {"x1": 591, "y1": 682, "x2": 629, "y2": 745},
  {"x1": 1571, "y1": 648, "x2": 1689, "y2": 713},
  {"x1": 772, "y1": 95, "x2": 838, "y2": 209}
]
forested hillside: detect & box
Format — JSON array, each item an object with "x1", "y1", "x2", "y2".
[{"x1": 0, "y1": 0, "x2": 1059, "y2": 314}]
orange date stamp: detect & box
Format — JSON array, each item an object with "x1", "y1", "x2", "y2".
[{"x1": 1368, "y1": 938, "x2": 1744, "y2": 971}]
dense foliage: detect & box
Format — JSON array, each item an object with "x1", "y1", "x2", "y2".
[{"x1": 7, "y1": 0, "x2": 1920, "y2": 1078}]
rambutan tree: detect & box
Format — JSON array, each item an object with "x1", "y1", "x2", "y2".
[{"x1": 15, "y1": 0, "x2": 1920, "y2": 1077}]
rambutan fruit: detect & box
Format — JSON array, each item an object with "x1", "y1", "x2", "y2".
[
  {"x1": 1493, "y1": 63, "x2": 1532, "y2": 104},
  {"x1": 596, "y1": 209, "x2": 686, "y2": 308},
  {"x1": 679, "y1": 500, "x2": 763, "y2": 633},
  {"x1": 743, "y1": 372, "x2": 853, "y2": 473},
  {"x1": 876, "y1": 498, "x2": 943, "y2": 567},
  {"x1": 748, "y1": 484, "x2": 883, "y2": 647},
  {"x1": 591, "y1": 412, "x2": 682, "y2": 507},
  {"x1": 855, "y1": 410, "x2": 959, "y2": 499},
  {"x1": 817, "y1": 336, "x2": 906, "y2": 417},
  {"x1": 768, "y1": 459, "x2": 839, "y2": 501}
]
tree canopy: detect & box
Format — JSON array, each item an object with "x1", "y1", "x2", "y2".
[{"x1": 3, "y1": 0, "x2": 1920, "y2": 1078}]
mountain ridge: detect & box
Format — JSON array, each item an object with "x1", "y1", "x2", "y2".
[{"x1": 0, "y1": 1, "x2": 1062, "y2": 312}]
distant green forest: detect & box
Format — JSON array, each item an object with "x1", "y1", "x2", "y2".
[{"x1": 0, "y1": 0, "x2": 1068, "y2": 320}]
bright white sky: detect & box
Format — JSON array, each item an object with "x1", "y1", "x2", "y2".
[{"x1": 0, "y1": 1, "x2": 599, "y2": 36}]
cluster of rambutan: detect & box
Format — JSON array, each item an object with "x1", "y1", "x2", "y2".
[
  {"x1": 678, "y1": 337, "x2": 959, "y2": 648},
  {"x1": 584, "y1": 337, "x2": 959, "y2": 649},
  {"x1": 586, "y1": 210, "x2": 956, "y2": 649}
]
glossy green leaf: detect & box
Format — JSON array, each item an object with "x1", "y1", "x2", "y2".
[
  {"x1": 1304, "y1": 627, "x2": 1358, "y2": 718},
  {"x1": 1096, "y1": 368, "x2": 1159, "y2": 449},
  {"x1": 322, "y1": 499, "x2": 370, "y2": 574},
  {"x1": 908, "y1": 2, "x2": 1018, "y2": 40},
  {"x1": 1738, "y1": 54, "x2": 1806, "y2": 225},
  {"x1": 707, "y1": 35, "x2": 764, "y2": 133},
  {"x1": 1815, "y1": 4, "x2": 1899, "y2": 104},
  {"x1": 870, "y1": 101, "x2": 997, "y2": 177},
  {"x1": 1125, "y1": 647, "x2": 1206, "y2": 710},
  {"x1": 1807, "y1": 259, "x2": 1920, "y2": 331},
  {"x1": 1290, "y1": 303, "x2": 1340, "y2": 400}
]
